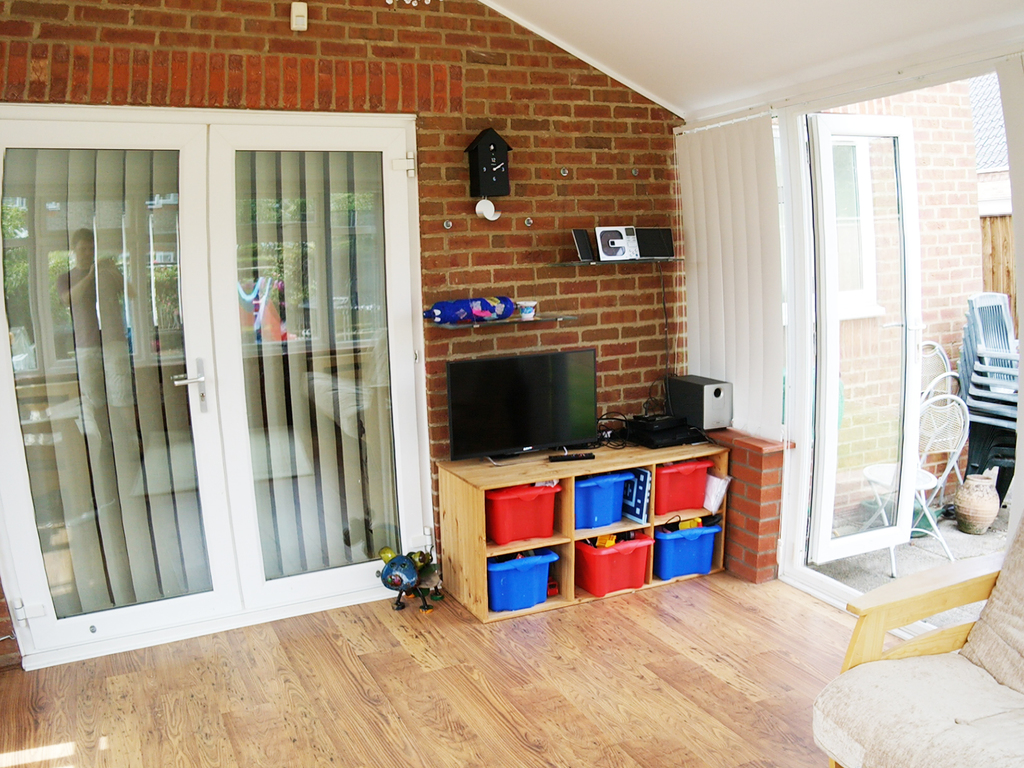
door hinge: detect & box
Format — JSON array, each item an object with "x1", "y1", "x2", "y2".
[
  {"x1": 11, "y1": 599, "x2": 45, "y2": 627},
  {"x1": 391, "y1": 152, "x2": 416, "y2": 177}
]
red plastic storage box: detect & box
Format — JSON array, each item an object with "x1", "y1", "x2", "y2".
[
  {"x1": 574, "y1": 534, "x2": 654, "y2": 597},
  {"x1": 654, "y1": 459, "x2": 714, "y2": 517},
  {"x1": 485, "y1": 483, "x2": 561, "y2": 545}
]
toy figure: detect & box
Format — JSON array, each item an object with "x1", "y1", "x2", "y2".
[{"x1": 377, "y1": 548, "x2": 443, "y2": 612}]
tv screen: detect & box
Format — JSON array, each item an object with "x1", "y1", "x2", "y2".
[{"x1": 447, "y1": 349, "x2": 598, "y2": 461}]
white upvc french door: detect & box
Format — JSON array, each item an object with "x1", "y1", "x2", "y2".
[
  {"x1": 206, "y1": 117, "x2": 429, "y2": 611},
  {"x1": 0, "y1": 113, "x2": 241, "y2": 656},
  {"x1": 806, "y1": 113, "x2": 923, "y2": 565},
  {"x1": 0, "y1": 106, "x2": 429, "y2": 667}
]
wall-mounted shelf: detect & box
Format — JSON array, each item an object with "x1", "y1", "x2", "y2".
[
  {"x1": 426, "y1": 315, "x2": 577, "y2": 329},
  {"x1": 546, "y1": 258, "x2": 681, "y2": 267}
]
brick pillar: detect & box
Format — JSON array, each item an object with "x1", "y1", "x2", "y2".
[
  {"x1": 711, "y1": 428, "x2": 786, "y2": 584},
  {"x1": 0, "y1": 575, "x2": 21, "y2": 670}
]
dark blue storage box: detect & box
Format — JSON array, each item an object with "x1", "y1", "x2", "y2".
[
  {"x1": 575, "y1": 471, "x2": 635, "y2": 528},
  {"x1": 487, "y1": 548, "x2": 559, "y2": 611},
  {"x1": 653, "y1": 525, "x2": 721, "y2": 580}
]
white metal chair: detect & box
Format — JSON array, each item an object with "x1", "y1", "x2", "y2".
[
  {"x1": 922, "y1": 370, "x2": 960, "y2": 401},
  {"x1": 920, "y1": 340, "x2": 952, "y2": 394},
  {"x1": 862, "y1": 393, "x2": 968, "y2": 577}
]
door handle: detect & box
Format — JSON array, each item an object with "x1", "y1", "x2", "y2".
[
  {"x1": 882, "y1": 321, "x2": 925, "y2": 331},
  {"x1": 172, "y1": 358, "x2": 208, "y2": 412}
]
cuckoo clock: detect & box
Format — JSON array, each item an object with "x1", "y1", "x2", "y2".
[{"x1": 465, "y1": 128, "x2": 512, "y2": 198}]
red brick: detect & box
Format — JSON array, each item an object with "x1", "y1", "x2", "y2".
[
  {"x1": 368, "y1": 60, "x2": 383, "y2": 110},
  {"x1": 111, "y1": 47, "x2": 130, "y2": 104},
  {"x1": 226, "y1": 53, "x2": 243, "y2": 107},
  {"x1": 169, "y1": 50, "x2": 187, "y2": 107},
  {"x1": 318, "y1": 58, "x2": 334, "y2": 110},
  {"x1": 300, "y1": 57, "x2": 315, "y2": 110},
  {"x1": 245, "y1": 53, "x2": 261, "y2": 109},
  {"x1": 12, "y1": 1, "x2": 68, "y2": 20},
  {"x1": 281, "y1": 56, "x2": 297, "y2": 109},
  {"x1": 208, "y1": 52, "x2": 225, "y2": 107}
]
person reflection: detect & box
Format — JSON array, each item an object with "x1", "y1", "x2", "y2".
[
  {"x1": 57, "y1": 228, "x2": 134, "y2": 419},
  {"x1": 56, "y1": 228, "x2": 137, "y2": 603}
]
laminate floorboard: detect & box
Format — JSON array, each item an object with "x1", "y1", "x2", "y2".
[{"x1": 0, "y1": 573, "x2": 855, "y2": 767}]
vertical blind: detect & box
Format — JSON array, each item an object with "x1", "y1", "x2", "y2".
[
  {"x1": 676, "y1": 115, "x2": 785, "y2": 439},
  {"x1": 2, "y1": 148, "x2": 212, "y2": 618},
  {"x1": 235, "y1": 150, "x2": 399, "y2": 580}
]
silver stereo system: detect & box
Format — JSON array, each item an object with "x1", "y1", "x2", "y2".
[{"x1": 595, "y1": 226, "x2": 640, "y2": 261}]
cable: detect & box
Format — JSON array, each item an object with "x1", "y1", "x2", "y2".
[
  {"x1": 597, "y1": 411, "x2": 629, "y2": 449},
  {"x1": 657, "y1": 260, "x2": 673, "y2": 376},
  {"x1": 645, "y1": 259, "x2": 673, "y2": 418}
]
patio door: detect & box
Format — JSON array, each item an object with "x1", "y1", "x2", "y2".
[
  {"x1": 806, "y1": 114, "x2": 923, "y2": 565},
  {"x1": 0, "y1": 108, "x2": 427, "y2": 666}
]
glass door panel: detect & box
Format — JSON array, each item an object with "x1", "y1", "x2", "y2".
[
  {"x1": 2, "y1": 148, "x2": 211, "y2": 618},
  {"x1": 807, "y1": 114, "x2": 923, "y2": 564},
  {"x1": 234, "y1": 150, "x2": 400, "y2": 579}
]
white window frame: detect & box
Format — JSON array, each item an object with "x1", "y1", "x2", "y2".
[{"x1": 832, "y1": 137, "x2": 886, "y2": 320}]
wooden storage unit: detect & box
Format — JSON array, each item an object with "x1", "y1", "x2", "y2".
[{"x1": 438, "y1": 443, "x2": 729, "y2": 623}]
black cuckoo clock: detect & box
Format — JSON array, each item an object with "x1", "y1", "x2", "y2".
[{"x1": 465, "y1": 128, "x2": 512, "y2": 198}]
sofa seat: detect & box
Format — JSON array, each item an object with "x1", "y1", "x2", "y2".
[{"x1": 813, "y1": 652, "x2": 1024, "y2": 768}]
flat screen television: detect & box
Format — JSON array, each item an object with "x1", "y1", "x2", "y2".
[{"x1": 446, "y1": 349, "x2": 598, "y2": 461}]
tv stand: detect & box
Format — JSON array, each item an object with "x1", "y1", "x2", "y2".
[{"x1": 438, "y1": 443, "x2": 729, "y2": 623}]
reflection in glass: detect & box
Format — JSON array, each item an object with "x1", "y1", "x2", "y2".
[
  {"x1": 2, "y1": 149, "x2": 211, "y2": 617},
  {"x1": 235, "y1": 151, "x2": 399, "y2": 579}
]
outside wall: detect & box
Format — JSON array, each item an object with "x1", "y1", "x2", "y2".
[{"x1": 0, "y1": 0, "x2": 686, "y2": 666}]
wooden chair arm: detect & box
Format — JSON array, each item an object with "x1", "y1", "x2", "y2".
[{"x1": 841, "y1": 552, "x2": 1003, "y2": 672}]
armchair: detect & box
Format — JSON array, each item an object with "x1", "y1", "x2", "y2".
[{"x1": 813, "y1": 523, "x2": 1024, "y2": 768}]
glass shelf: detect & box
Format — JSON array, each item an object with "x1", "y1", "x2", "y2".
[
  {"x1": 426, "y1": 314, "x2": 577, "y2": 329},
  {"x1": 546, "y1": 258, "x2": 680, "y2": 267}
]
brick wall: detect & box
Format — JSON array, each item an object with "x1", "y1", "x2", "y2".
[
  {"x1": 712, "y1": 429, "x2": 785, "y2": 583},
  {"x1": 0, "y1": 0, "x2": 686, "y2": 662},
  {"x1": 0, "y1": 0, "x2": 684, "y2": 458}
]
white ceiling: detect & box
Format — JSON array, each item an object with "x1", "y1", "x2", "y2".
[{"x1": 478, "y1": 0, "x2": 1024, "y2": 122}]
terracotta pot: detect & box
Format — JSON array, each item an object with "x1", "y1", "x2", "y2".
[{"x1": 954, "y1": 474, "x2": 1000, "y2": 535}]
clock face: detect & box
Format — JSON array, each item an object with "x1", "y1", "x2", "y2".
[{"x1": 467, "y1": 131, "x2": 511, "y2": 197}]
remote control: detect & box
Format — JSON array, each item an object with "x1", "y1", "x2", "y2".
[{"x1": 549, "y1": 452, "x2": 596, "y2": 462}]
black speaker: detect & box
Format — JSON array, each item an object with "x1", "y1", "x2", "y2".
[
  {"x1": 636, "y1": 228, "x2": 674, "y2": 259},
  {"x1": 572, "y1": 228, "x2": 595, "y2": 261}
]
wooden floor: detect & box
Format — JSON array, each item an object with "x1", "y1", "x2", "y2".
[{"x1": 0, "y1": 573, "x2": 855, "y2": 768}]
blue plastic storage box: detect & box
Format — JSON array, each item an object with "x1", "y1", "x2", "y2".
[
  {"x1": 653, "y1": 525, "x2": 721, "y2": 580},
  {"x1": 575, "y1": 471, "x2": 635, "y2": 528},
  {"x1": 487, "y1": 548, "x2": 559, "y2": 612}
]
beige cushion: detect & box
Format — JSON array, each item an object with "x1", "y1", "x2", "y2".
[
  {"x1": 813, "y1": 653, "x2": 1024, "y2": 768},
  {"x1": 962, "y1": 524, "x2": 1024, "y2": 694}
]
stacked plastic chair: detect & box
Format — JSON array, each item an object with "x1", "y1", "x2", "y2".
[{"x1": 958, "y1": 292, "x2": 1018, "y2": 500}]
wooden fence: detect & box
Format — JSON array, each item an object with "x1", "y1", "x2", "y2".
[{"x1": 982, "y1": 214, "x2": 1017, "y2": 330}]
